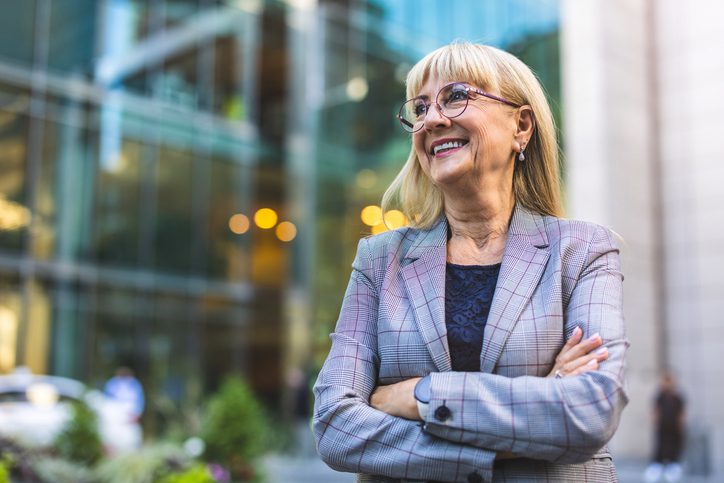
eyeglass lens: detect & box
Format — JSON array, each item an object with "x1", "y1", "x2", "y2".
[{"x1": 397, "y1": 83, "x2": 470, "y2": 133}]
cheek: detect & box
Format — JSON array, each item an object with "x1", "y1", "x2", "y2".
[
  {"x1": 469, "y1": 127, "x2": 488, "y2": 156},
  {"x1": 412, "y1": 137, "x2": 430, "y2": 168}
]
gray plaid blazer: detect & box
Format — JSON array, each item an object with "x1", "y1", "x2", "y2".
[{"x1": 313, "y1": 205, "x2": 629, "y2": 482}]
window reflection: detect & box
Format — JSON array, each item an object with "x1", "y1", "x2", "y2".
[
  {"x1": 0, "y1": 1, "x2": 36, "y2": 66},
  {"x1": 0, "y1": 85, "x2": 31, "y2": 253},
  {"x1": 0, "y1": 273, "x2": 22, "y2": 373},
  {"x1": 47, "y1": 0, "x2": 98, "y2": 74},
  {"x1": 207, "y1": 156, "x2": 248, "y2": 281},
  {"x1": 214, "y1": 35, "x2": 244, "y2": 119},
  {"x1": 95, "y1": 138, "x2": 144, "y2": 267},
  {"x1": 154, "y1": 145, "x2": 194, "y2": 273}
]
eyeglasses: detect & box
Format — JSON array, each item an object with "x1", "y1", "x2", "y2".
[{"x1": 396, "y1": 82, "x2": 521, "y2": 133}]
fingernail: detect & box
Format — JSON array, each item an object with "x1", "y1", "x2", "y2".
[
  {"x1": 587, "y1": 359, "x2": 598, "y2": 367},
  {"x1": 587, "y1": 332, "x2": 600, "y2": 342},
  {"x1": 573, "y1": 326, "x2": 582, "y2": 336},
  {"x1": 595, "y1": 347, "x2": 608, "y2": 355}
]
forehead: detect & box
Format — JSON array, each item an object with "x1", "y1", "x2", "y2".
[
  {"x1": 414, "y1": 76, "x2": 472, "y2": 97},
  {"x1": 407, "y1": 53, "x2": 499, "y2": 99}
]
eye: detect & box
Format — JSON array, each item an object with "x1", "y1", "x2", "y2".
[
  {"x1": 413, "y1": 99, "x2": 428, "y2": 117},
  {"x1": 449, "y1": 88, "x2": 468, "y2": 102},
  {"x1": 441, "y1": 85, "x2": 469, "y2": 107}
]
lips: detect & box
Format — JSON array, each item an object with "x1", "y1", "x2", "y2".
[{"x1": 429, "y1": 138, "x2": 469, "y2": 156}]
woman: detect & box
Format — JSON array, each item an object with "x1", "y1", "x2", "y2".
[{"x1": 313, "y1": 42, "x2": 628, "y2": 482}]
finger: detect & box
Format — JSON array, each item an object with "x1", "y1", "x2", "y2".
[
  {"x1": 566, "y1": 357, "x2": 599, "y2": 376},
  {"x1": 568, "y1": 347, "x2": 608, "y2": 370},
  {"x1": 563, "y1": 326, "x2": 583, "y2": 350},
  {"x1": 565, "y1": 346, "x2": 611, "y2": 376},
  {"x1": 555, "y1": 326, "x2": 584, "y2": 365},
  {"x1": 563, "y1": 332, "x2": 604, "y2": 363}
]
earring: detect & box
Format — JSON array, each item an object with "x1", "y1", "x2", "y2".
[{"x1": 518, "y1": 147, "x2": 525, "y2": 162}]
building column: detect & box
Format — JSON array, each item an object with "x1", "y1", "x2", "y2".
[{"x1": 561, "y1": 0, "x2": 660, "y2": 461}]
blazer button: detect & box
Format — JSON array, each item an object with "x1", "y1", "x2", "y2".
[
  {"x1": 434, "y1": 404, "x2": 451, "y2": 421},
  {"x1": 467, "y1": 471, "x2": 483, "y2": 483}
]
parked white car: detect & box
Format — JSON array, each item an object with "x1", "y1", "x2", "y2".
[{"x1": 0, "y1": 368, "x2": 142, "y2": 454}]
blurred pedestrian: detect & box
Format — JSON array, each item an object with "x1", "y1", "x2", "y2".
[
  {"x1": 645, "y1": 371, "x2": 686, "y2": 482},
  {"x1": 104, "y1": 366, "x2": 145, "y2": 422}
]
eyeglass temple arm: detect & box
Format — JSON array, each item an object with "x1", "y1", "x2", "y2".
[
  {"x1": 470, "y1": 87, "x2": 521, "y2": 108},
  {"x1": 396, "y1": 114, "x2": 416, "y2": 130}
]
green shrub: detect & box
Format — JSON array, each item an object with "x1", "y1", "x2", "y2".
[
  {"x1": 95, "y1": 442, "x2": 191, "y2": 483},
  {"x1": 52, "y1": 399, "x2": 104, "y2": 465},
  {"x1": 157, "y1": 464, "x2": 215, "y2": 483},
  {"x1": 0, "y1": 460, "x2": 9, "y2": 483},
  {"x1": 200, "y1": 376, "x2": 270, "y2": 481},
  {"x1": 31, "y1": 457, "x2": 95, "y2": 483},
  {"x1": 1, "y1": 436, "x2": 48, "y2": 482}
]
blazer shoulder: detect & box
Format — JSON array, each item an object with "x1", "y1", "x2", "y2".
[
  {"x1": 541, "y1": 216, "x2": 620, "y2": 252},
  {"x1": 352, "y1": 226, "x2": 420, "y2": 279}
]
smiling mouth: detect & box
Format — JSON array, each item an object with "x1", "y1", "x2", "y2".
[{"x1": 432, "y1": 140, "x2": 468, "y2": 156}]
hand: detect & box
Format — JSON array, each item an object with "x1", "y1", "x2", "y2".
[
  {"x1": 370, "y1": 377, "x2": 422, "y2": 420},
  {"x1": 547, "y1": 326, "x2": 608, "y2": 378}
]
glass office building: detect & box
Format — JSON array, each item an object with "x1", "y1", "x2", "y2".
[{"x1": 0, "y1": 0, "x2": 559, "y2": 432}]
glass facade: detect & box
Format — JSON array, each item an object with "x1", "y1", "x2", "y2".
[{"x1": 0, "y1": 0, "x2": 560, "y2": 435}]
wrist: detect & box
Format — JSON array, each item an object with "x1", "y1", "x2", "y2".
[{"x1": 414, "y1": 375, "x2": 431, "y2": 420}]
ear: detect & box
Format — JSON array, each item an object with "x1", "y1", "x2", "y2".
[{"x1": 513, "y1": 106, "x2": 535, "y2": 151}]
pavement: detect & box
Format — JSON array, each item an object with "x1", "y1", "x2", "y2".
[
  {"x1": 263, "y1": 453, "x2": 355, "y2": 483},
  {"x1": 262, "y1": 454, "x2": 721, "y2": 483},
  {"x1": 616, "y1": 460, "x2": 718, "y2": 483}
]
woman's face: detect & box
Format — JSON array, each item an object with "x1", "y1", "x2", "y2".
[{"x1": 411, "y1": 75, "x2": 520, "y2": 192}]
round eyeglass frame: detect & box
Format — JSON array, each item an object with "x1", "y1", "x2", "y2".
[{"x1": 396, "y1": 82, "x2": 522, "y2": 133}]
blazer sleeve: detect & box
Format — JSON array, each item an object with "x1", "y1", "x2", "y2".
[
  {"x1": 421, "y1": 225, "x2": 629, "y2": 464},
  {"x1": 313, "y1": 238, "x2": 497, "y2": 482}
]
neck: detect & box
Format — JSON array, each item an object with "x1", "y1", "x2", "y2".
[
  {"x1": 444, "y1": 189, "x2": 515, "y2": 243},
  {"x1": 443, "y1": 189, "x2": 514, "y2": 265}
]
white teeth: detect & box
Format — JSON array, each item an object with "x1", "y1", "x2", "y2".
[{"x1": 433, "y1": 141, "x2": 465, "y2": 155}]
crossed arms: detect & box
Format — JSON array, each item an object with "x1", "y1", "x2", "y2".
[{"x1": 313, "y1": 226, "x2": 628, "y2": 482}]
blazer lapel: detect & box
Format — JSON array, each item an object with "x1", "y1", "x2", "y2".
[
  {"x1": 400, "y1": 217, "x2": 452, "y2": 372},
  {"x1": 480, "y1": 205, "x2": 551, "y2": 373}
]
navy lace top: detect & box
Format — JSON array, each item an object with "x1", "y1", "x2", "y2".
[{"x1": 445, "y1": 262, "x2": 501, "y2": 371}]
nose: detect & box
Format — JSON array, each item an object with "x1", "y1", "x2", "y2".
[{"x1": 423, "y1": 102, "x2": 451, "y2": 131}]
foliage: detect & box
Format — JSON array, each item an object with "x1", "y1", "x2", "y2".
[
  {"x1": 52, "y1": 399, "x2": 104, "y2": 465},
  {"x1": 157, "y1": 464, "x2": 215, "y2": 483},
  {"x1": 31, "y1": 456, "x2": 95, "y2": 483},
  {"x1": 94, "y1": 442, "x2": 191, "y2": 483},
  {"x1": 200, "y1": 376, "x2": 271, "y2": 481},
  {"x1": 2, "y1": 434, "x2": 215, "y2": 483},
  {"x1": 265, "y1": 418, "x2": 295, "y2": 454},
  {"x1": 156, "y1": 376, "x2": 205, "y2": 444},
  {"x1": 0, "y1": 436, "x2": 44, "y2": 482}
]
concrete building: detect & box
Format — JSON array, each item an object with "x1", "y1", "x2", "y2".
[{"x1": 562, "y1": 0, "x2": 724, "y2": 477}]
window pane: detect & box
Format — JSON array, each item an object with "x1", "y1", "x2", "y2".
[
  {"x1": 0, "y1": 0, "x2": 36, "y2": 66},
  {"x1": 154, "y1": 145, "x2": 193, "y2": 273},
  {"x1": 0, "y1": 84, "x2": 31, "y2": 253},
  {"x1": 258, "y1": 5, "x2": 287, "y2": 145},
  {"x1": 39, "y1": 96, "x2": 97, "y2": 262},
  {"x1": 47, "y1": 0, "x2": 98, "y2": 74},
  {"x1": 0, "y1": 272, "x2": 22, "y2": 373},
  {"x1": 207, "y1": 156, "x2": 247, "y2": 281},
  {"x1": 94, "y1": 138, "x2": 144, "y2": 267},
  {"x1": 213, "y1": 35, "x2": 243, "y2": 119}
]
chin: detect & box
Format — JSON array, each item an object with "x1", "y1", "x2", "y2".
[
  {"x1": 430, "y1": 168, "x2": 469, "y2": 187},
  {"x1": 430, "y1": 158, "x2": 473, "y2": 183}
]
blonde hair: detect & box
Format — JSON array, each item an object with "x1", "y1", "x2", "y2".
[{"x1": 382, "y1": 42, "x2": 564, "y2": 228}]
